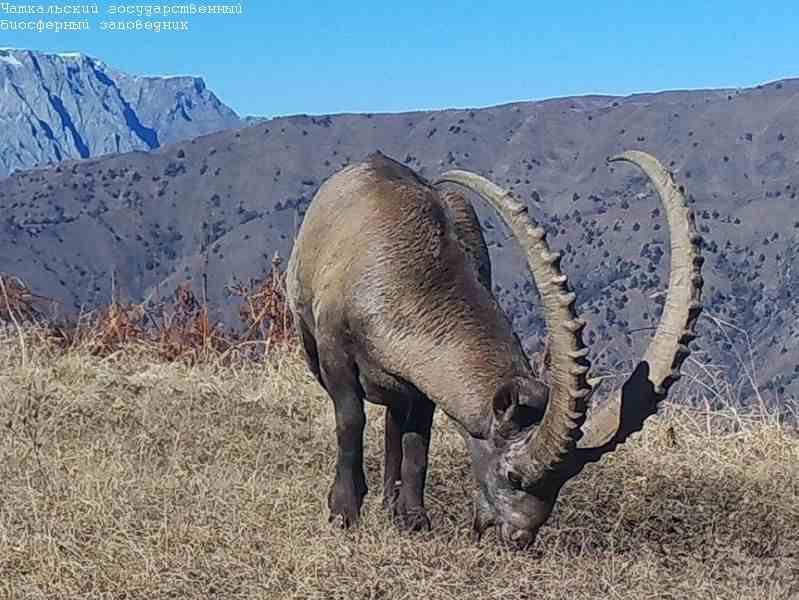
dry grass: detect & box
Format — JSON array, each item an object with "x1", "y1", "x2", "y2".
[{"x1": 1, "y1": 326, "x2": 798, "y2": 600}]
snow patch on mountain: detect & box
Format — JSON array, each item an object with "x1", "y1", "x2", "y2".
[{"x1": 0, "y1": 51, "x2": 23, "y2": 67}]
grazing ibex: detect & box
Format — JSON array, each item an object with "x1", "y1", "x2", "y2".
[{"x1": 286, "y1": 150, "x2": 702, "y2": 548}]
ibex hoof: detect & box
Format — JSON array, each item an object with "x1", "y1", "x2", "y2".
[
  {"x1": 328, "y1": 511, "x2": 360, "y2": 529},
  {"x1": 394, "y1": 505, "x2": 431, "y2": 532},
  {"x1": 327, "y1": 481, "x2": 365, "y2": 529}
]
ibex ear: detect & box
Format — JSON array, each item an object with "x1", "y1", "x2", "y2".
[{"x1": 492, "y1": 378, "x2": 548, "y2": 439}]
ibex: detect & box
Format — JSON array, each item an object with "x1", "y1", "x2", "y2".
[{"x1": 286, "y1": 150, "x2": 702, "y2": 548}]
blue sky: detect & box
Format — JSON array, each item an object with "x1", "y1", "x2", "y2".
[{"x1": 3, "y1": 1, "x2": 797, "y2": 117}]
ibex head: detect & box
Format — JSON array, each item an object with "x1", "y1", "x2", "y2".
[
  {"x1": 435, "y1": 151, "x2": 703, "y2": 548},
  {"x1": 466, "y1": 376, "x2": 560, "y2": 548}
]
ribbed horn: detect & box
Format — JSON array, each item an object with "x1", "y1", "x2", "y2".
[
  {"x1": 434, "y1": 171, "x2": 593, "y2": 478},
  {"x1": 575, "y1": 151, "x2": 703, "y2": 463}
]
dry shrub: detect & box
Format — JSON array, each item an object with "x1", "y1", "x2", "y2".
[
  {"x1": 2, "y1": 257, "x2": 297, "y2": 367},
  {"x1": 145, "y1": 281, "x2": 232, "y2": 362},
  {"x1": 0, "y1": 274, "x2": 49, "y2": 324},
  {"x1": 228, "y1": 253, "x2": 295, "y2": 348}
]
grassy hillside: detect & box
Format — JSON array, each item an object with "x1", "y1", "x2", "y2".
[{"x1": 1, "y1": 322, "x2": 797, "y2": 599}]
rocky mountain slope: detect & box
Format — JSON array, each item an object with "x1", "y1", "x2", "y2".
[
  {"x1": 0, "y1": 48, "x2": 241, "y2": 177},
  {"x1": 1, "y1": 78, "x2": 797, "y2": 403}
]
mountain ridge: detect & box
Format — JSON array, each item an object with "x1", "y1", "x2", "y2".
[
  {"x1": 1, "y1": 74, "x2": 798, "y2": 403},
  {"x1": 0, "y1": 48, "x2": 241, "y2": 176}
]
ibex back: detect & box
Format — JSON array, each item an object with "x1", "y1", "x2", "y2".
[{"x1": 286, "y1": 150, "x2": 703, "y2": 548}]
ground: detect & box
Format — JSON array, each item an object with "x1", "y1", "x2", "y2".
[{"x1": 0, "y1": 328, "x2": 798, "y2": 599}]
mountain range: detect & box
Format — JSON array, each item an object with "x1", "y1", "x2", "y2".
[
  {"x1": 0, "y1": 48, "x2": 241, "y2": 177},
  {"x1": 1, "y1": 50, "x2": 797, "y2": 405}
]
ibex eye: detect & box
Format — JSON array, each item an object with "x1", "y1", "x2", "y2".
[{"x1": 507, "y1": 471, "x2": 524, "y2": 490}]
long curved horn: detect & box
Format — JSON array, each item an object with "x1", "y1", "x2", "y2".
[
  {"x1": 572, "y1": 151, "x2": 703, "y2": 466},
  {"x1": 434, "y1": 171, "x2": 593, "y2": 478}
]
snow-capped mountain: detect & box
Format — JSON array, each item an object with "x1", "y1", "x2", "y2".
[{"x1": 0, "y1": 48, "x2": 242, "y2": 176}]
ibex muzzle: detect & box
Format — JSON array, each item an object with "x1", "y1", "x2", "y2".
[{"x1": 286, "y1": 151, "x2": 702, "y2": 548}]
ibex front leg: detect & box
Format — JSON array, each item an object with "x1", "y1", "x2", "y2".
[
  {"x1": 384, "y1": 396, "x2": 435, "y2": 531},
  {"x1": 383, "y1": 404, "x2": 404, "y2": 512}
]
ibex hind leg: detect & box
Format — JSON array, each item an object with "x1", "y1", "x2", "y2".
[
  {"x1": 317, "y1": 339, "x2": 368, "y2": 529},
  {"x1": 296, "y1": 318, "x2": 325, "y2": 390}
]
